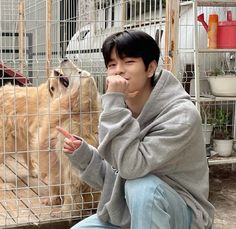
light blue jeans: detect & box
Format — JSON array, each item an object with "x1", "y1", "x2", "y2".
[{"x1": 71, "y1": 175, "x2": 192, "y2": 229}]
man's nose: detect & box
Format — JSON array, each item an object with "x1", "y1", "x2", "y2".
[{"x1": 114, "y1": 62, "x2": 125, "y2": 75}]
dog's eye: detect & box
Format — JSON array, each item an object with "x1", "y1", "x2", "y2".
[
  {"x1": 78, "y1": 71, "x2": 82, "y2": 74},
  {"x1": 48, "y1": 82, "x2": 54, "y2": 97},
  {"x1": 54, "y1": 70, "x2": 60, "y2": 76}
]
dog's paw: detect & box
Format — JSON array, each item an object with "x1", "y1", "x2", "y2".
[
  {"x1": 29, "y1": 160, "x2": 39, "y2": 178},
  {"x1": 50, "y1": 208, "x2": 62, "y2": 218},
  {"x1": 29, "y1": 169, "x2": 38, "y2": 178},
  {"x1": 41, "y1": 196, "x2": 61, "y2": 206},
  {"x1": 50, "y1": 207, "x2": 80, "y2": 218},
  {"x1": 50, "y1": 208, "x2": 70, "y2": 218}
]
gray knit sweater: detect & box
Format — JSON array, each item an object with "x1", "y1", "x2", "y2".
[{"x1": 68, "y1": 70, "x2": 215, "y2": 229}]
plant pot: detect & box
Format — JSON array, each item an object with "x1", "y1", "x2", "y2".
[
  {"x1": 202, "y1": 124, "x2": 213, "y2": 145},
  {"x1": 207, "y1": 75, "x2": 236, "y2": 96},
  {"x1": 233, "y1": 140, "x2": 236, "y2": 152},
  {"x1": 213, "y1": 139, "x2": 233, "y2": 157}
]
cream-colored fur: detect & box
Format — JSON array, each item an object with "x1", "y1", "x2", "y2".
[
  {"x1": 32, "y1": 59, "x2": 101, "y2": 215},
  {"x1": 0, "y1": 72, "x2": 55, "y2": 179},
  {"x1": 0, "y1": 59, "x2": 101, "y2": 215}
]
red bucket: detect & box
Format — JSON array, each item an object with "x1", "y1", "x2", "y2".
[{"x1": 217, "y1": 11, "x2": 236, "y2": 48}]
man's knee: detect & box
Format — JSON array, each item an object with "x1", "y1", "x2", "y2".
[{"x1": 124, "y1": 175, "x2": 165, "y2": 202}]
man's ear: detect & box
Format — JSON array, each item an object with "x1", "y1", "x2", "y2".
[{"x1": 147, "y1": 60, "x2": 158, "y2": 78}]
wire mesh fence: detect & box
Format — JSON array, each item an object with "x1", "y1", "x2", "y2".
[
  {"x1": 1, "y1": 0, "x2": 235, "y2": 227},
  {"x1": 0, "y1": 0, "x2": 167, "y2": 227}
]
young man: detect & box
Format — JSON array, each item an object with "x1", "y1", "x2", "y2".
[{"x1": 57, "y1": 30, "x2": 214, "y2": 228}]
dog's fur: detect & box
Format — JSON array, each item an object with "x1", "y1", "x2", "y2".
[
  {"x1": 32, "y1": 59, "x2": 101, "y2": 214},
  {"x1": 0, "y1": 73, "x2": 55, "y2": 178},
  {"x1": 0, "y1": 59, "x2": 101, "y2": 215}
]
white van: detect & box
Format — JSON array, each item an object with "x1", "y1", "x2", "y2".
[{"x1": 66, "y1": 1, "x2": 233, "y2": 92}]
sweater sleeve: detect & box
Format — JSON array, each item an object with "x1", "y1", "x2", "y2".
[{"x1": 66, "y1": 139, "x2": 106, "y2": 190}]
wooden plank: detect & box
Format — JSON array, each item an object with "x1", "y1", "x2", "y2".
[
  {"x1": 46, "y1": 0, "x2": 52, "y2": 77},
  {"x1": 169, "y1": 0, "x2": 179, "y2": 76},
  {"x1": 197, "y1": 0, "x2": 236, "y2": 7},
  {"x1": 5, "y1": 156, "x2": 63, "y2": 222},
  {"x1": 0, "y1": 179, "x2": 16, "y2": 227},
  {"x1": 164, "y1": 0, "x2": 170, "y2": 70},
  {"x1": 18, "y1": 0, "x2": 25, "y2": 74},
  {"x1": 0, "y1": 162, "x2": 39, "y2": 225},
  {"x1": 11, "y1": 157, "x2": 97, "y2": 220},
  {"x1": 1, "y1": 155, "x2": 92, "y2": 227},
  {"x1": 208, "y1": 156, "x2": 236, "y2": 166}
]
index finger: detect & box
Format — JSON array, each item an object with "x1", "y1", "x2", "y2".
[{"x1": 56, "y1": 126, "x2": 75, "y2": 139}]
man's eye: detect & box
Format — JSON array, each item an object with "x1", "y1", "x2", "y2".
[
  {"x1": 126, "y1": 60, "x2": 134, "y2": 64},
  {"x1": 124, "y1": 58, "x2": 135, "y2": 63},
  {"x1": 108, "y1": 63, "x2": 116, "y2": 68}
]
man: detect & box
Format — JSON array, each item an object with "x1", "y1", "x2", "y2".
[{"x1": 57, "y1": 30, "x2": 214, "y2": 228}]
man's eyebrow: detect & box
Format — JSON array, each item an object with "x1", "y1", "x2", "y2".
[{"x1": 108, "y1": 58, "x2": 115, "y2": 63}]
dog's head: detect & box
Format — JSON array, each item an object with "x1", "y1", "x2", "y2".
[{"x1": 48, "y1": 59, "x2": 91, "y2": 99}]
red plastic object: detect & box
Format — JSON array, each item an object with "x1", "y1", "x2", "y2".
[
  {"x1": 217, "y1": 11, "x2": 236, "y2": 48},
  {"x1": 198, "y1": 11, "x2": 236, "y2": 49},
  {"x1": 0, "y1": 62, "x2": 31, "y2": 86},
  {"x1": 197, "y1": 13, "x2": 208, "y2": 31}
]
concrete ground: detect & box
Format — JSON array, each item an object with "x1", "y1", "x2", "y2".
[{"x1": 209, "y1": 164, "x2": 236, "y2": 229}]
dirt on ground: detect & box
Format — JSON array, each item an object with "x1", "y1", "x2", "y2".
[{"x1": 209, "y1": 164, "x2": 236, "y2": 229}]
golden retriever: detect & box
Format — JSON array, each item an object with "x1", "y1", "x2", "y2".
[
  {"x1": 0, "y1": 59, "x2": 101, "y2": 215},
  {"x1": 31, "y1": 59, "x2": 101, "y2": 215}
]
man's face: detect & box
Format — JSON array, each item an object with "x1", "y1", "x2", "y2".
[{"x1": 106, "y1": 48, "x2": 154, "y2": 98}]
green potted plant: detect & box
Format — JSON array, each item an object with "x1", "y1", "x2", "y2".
[{"x1": 212, "y1": 109, "x2": 234, "y2": 157}]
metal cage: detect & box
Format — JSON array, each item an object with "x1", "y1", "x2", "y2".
[{"x1": 0, "y1": 0, "x2": 166, "y2": 227}]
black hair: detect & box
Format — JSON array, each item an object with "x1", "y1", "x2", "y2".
[{"x1": 101, "y1": 30, "x2": 160, "y2": 71}]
